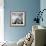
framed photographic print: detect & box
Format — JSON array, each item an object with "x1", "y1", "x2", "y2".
[{"x1": 10, "y1": 11, "x2": 25, "y2": 26}]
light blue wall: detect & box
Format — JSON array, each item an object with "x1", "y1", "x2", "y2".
[
  {"x1": 40, "y1": 0, "x2": 46, "y2": 27},
  {"x1": 4, "y1": 0, "x2": 40, "y2": 42}
]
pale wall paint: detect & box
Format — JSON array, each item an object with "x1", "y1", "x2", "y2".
[
  {"x1": 40, "y1": 0, "x2": 46, "y2": 27},
  {"x1": 4, "y1": 0, "x2": 40, "y2": 42}
]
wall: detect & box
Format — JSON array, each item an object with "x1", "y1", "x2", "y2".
[
  {"x1": 40, "y1": 0, "x2": 46, "y2": 27},
  {"x1": 4, "y1": 0, "x2": 40, "y2": 42}
]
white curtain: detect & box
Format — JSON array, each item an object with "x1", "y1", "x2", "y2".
[{"x1": 0, "y1": 0, "x2": 4, "y2": 42}]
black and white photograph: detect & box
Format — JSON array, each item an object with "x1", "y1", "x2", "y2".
[{"x1": 10, "y1": 11, "x2": 25, "y2": 26}]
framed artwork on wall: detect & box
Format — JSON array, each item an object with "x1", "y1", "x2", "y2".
[{"x1": 10, "y1": 11, "x2": 25, "y2": 26}]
